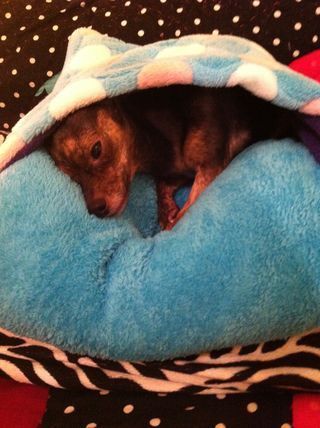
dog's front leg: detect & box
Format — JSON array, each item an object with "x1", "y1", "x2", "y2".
[
  {"x1": 156, "y1": 176, "x2": 190, "y2": 230},
  {"x1": 166, "y1": 166, "x2": 222, "y2": 230}
]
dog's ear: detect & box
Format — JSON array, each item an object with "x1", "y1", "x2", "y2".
[{"x1": 96, "y1": 98, "x2": 128, "y2": 131}]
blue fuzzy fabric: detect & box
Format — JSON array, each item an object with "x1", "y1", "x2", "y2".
[
  {"x1": 1, "y1": 140, "x2": 320, "y2": 360},
  {"x1": 1, "y1": 29, "x2": 320, "y2": 360}
]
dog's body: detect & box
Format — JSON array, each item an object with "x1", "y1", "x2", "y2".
[{"x1": 47, "y1": 85, "x2": 297, "y2": 229}]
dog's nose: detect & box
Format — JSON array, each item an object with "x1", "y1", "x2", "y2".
[{"x1": 89, "y1": 199, "x2": 109, "y2": 218}]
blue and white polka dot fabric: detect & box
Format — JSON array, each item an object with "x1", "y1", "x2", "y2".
[{"x1": 1, "y1": 27, "x2": 320, "y2": 171}]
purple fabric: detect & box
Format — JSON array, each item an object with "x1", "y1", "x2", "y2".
[{"x1": 299, "y1": 115, "x2": 320, "y2": 163}]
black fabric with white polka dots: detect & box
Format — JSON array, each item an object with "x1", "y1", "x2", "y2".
[
  {"x1": 42, "y1": 388, "x2": 292, "y2": 428},
  {"x1": 0, "y1": 0, "x2": 319, "y2": 133}
]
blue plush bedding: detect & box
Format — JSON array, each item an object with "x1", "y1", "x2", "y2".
[
  {"x1": 1, "y1": 139, "x2": 320, "y2": 360},
  {"x1": 0, "y1": 29, "x2": 320, "y2": 360}
]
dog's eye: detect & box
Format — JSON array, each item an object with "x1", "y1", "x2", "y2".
[{"x1": 91, "y1": 141, "x2": 102, "y2": 159}]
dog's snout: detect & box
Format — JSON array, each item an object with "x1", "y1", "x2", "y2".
[{"x1": 89, "y1": 198, "x2": 109, "y2": 218}]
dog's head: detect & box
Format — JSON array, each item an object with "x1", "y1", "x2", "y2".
[{"x1": 47, "y1": 101, "x2": 137, "y2": 217}]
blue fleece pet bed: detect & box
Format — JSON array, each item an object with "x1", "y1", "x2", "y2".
[{"x1": 1, "y1": 29, "x2": 320, "y2": 361}]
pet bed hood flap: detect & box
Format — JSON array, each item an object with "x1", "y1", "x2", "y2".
[
  {"x1": 1, "y1": 27, "x2": 320, "y2": 171},
  {"x1": 1, "y1": 29, "x2": 320, "y2": 361}
]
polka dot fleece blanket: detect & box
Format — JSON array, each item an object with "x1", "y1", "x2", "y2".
[{"x1": 1, "y1": 28, "x2": 320, "y2": 361}]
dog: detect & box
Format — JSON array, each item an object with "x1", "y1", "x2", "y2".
[{"x1": 47, "y1": 85, "x2": 297, "y2": 230}]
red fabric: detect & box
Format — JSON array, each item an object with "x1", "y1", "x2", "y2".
[
  {"x1": 0, "y1": 377, "x2": 49, "y2": 428},
  {"x1": 293, "y1": 394, "x2": 320, "y2": 428},
  {"x1": 290, "y1": 50, "x2": 320, "y2": 82}
]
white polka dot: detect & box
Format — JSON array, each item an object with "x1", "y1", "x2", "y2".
[
  {"x1": 29, "y1": 57, "x2": 36, "y2": 64},
  {"x1": 86, "y1": 424, "x2": 97, "y2": 428},
  {"x1": 125, "y1": 0, "x2": 131, "y2": 5},
  {"x1": 197, "y1": 0, "x2": 203, "y2": 2},
  {"x1": 213, "y1": 3, "x2": 221, "y2": 11},
  {"x1": 68, "y1": 45, "x2": 112, "y2": 72},
  {"x1": 33, "y1": 35, "x2": 39, "y2": 41},
  {"x1": 160, "y1": 0, "x2": 167, "y2": 3},
  {"x1": 194, "y1": 18, "x2": 201, "y2": 25},
  {"x1": 52, "y1": 25, "x2": 59, "y2": 31},
  {"x1": 316, "y1": 6, "x2": 320, "y2": 15},
  {"x1": 29, "y1": 81, "x2": 35, "y2": 88},
  {"x1": 0, "y1": 102, "x2": 5, "y2": 108},
  {"x1": 49, "y1": 78, "x2": 107, "y2": 121},
  {"x1": 247, "y1": 402, "x2": 258, "y2": 413},
  {"x1": 80, "y1": 2, "x2": 86, "y2": 6},
  {"x1": 46, "y1": 0, "x2": 52, "y2": 3},
  {"x1": 38, "y1": 14, "x2": 45, "y2": 20},
  {"x1": 121, "y1": 20, "x2": 127, "y2": 26},
  {"x1": 16, "y1": 47, "x2": 21, "y2": 53},
  {"x1": 1, "y1": 35, "x2": 7, "y2": 41},
  {"x1": 49, "y1": 47, "x2": 55, "y2": 53},
  {"x1": 216, "y1": 394, "x2": 226, "y2": 399},
  {"x1": 91, "y1": 6, "x2": 97, "y2": 12},
  {"x1": 158, "y1": 19, "x2": 164, "y2": 26},
  {"x1": 252, "y1": 0, "x2": 260, "y2": 6},
  {"x1": 252, "y1": 26, "x2": 260, "y2": 34},
  {"x1": 99, "y1": 390, "x2": 109, "y2": 395},
  {"x1": 185, "y1": 406, "x2": 195, "y2": 410},
  {"x1": 0, "y1": 58, "x2": 3, "y2": 63},
  {"x1": 3, "y1": 123, "x2": 9, "y2": 129},
  {"x1": 313, "y1": 35, "x2": 318, "y2": 43},
  {"x1": 47, "y1": 70, "x2": 53, "y2": 77},
  {"x1": 72, "y1": 16, "x2": 78, "y2": 21},
  {"x1": 175, "y1": 29, "x2": 181, "y2": 37},
  {"x1": 5, "y1": 12, "x2": 11, "y2": 19},
  {"x1": 19, "y1": 113, "x2": 25, "y2": 118},
  {"x1": 149, "y1": 418, "x2": 161, "y2": 427},
  {"x1": 227, "y1": 63, "x2": 278, "y2": 101},
  {"x1": 156, "y1": 43, "x2": 206, "y2": 59},
  {"x1": 273, "y1": 38, "x2": 281, "y2": 46},
  {"x1": 212, "y1": 29, "x2": 219, "y2": 35},
  {"x1": 215, "y1": 424, "x2": 226, "y2": 428},
  {"x1": 60, "y1": 9, "x2": 66, "y2": 13},
  {"x1": 232, "y1": 15, "x2": 240, "y2": 23},
  {"x1": 64, "y1": 406, "x2": 75, "y2": 414},
  {"x1": 138, "y1": 29, "x2": 145, "y2": 37},
  {"x1": 141, "y1": 7, "x2": 147, "y2": 14},
  {"x1": 293, "y1": 50, "x2": 300, "y2": 57},
  {"x1": 176, "y1": 7, "x2": 183, "y2": 13},
  {"x1": 105, "y1": 11, "x2": 111, "y2": 17},
  {"x1": 20, "y1": 26, "x2": 26, "y2": 31},
  {"x1": 294, "y1": 22, "x2": 302, "y2": 30},
  {"x1": 14, "y1": 92, "x2": 20, "y2": 98},
  {"x1": 25, "y1": 4, "x2": 32, "y2": 10},
  {"x1": 11, "y1": 69, "x2": 17, "y2": 75},
  {"x1": 123, "y1": 404, "x2": 134, "y2": 414},
  {"x1": 273, "y1": 10, "x2": 281, "y2": 18}
]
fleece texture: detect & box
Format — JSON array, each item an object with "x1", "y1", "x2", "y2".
[
  {"x1": 1, "y1": 28, "x2": 320, "y2": 171},
  {"x1": 1, "y1": 140, "x2": 320, "y2": 361},
  {"x1": 0, "y1": 29, "x2": 320, "y2": 360}
]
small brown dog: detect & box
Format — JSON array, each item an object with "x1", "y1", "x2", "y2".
[{"x1": 47, "y1": 85, "x2": 296, "y2": 229}]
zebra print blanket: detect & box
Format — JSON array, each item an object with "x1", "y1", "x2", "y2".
[{"x1": 1, "y1": 326, "x2": 319, "y2": 394}]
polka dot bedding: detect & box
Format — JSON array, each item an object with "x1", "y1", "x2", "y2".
[
  {"x1": 1, "y1": 326, "x2": 320, "y2": 427},
  {"x1": 0, "y1": 2, "x2": 320, "y2": 427},
  {"x1": 0, "y1": 0, "x2": 319, "y2": 135}
]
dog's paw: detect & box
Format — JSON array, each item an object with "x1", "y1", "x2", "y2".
[{"x1": 159, "y1": 205, "x2": 179, "y2": 230}]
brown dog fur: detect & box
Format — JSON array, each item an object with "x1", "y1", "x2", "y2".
[{"x1": 47, "y1": 85, "x2": 297, "y2": 229}]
